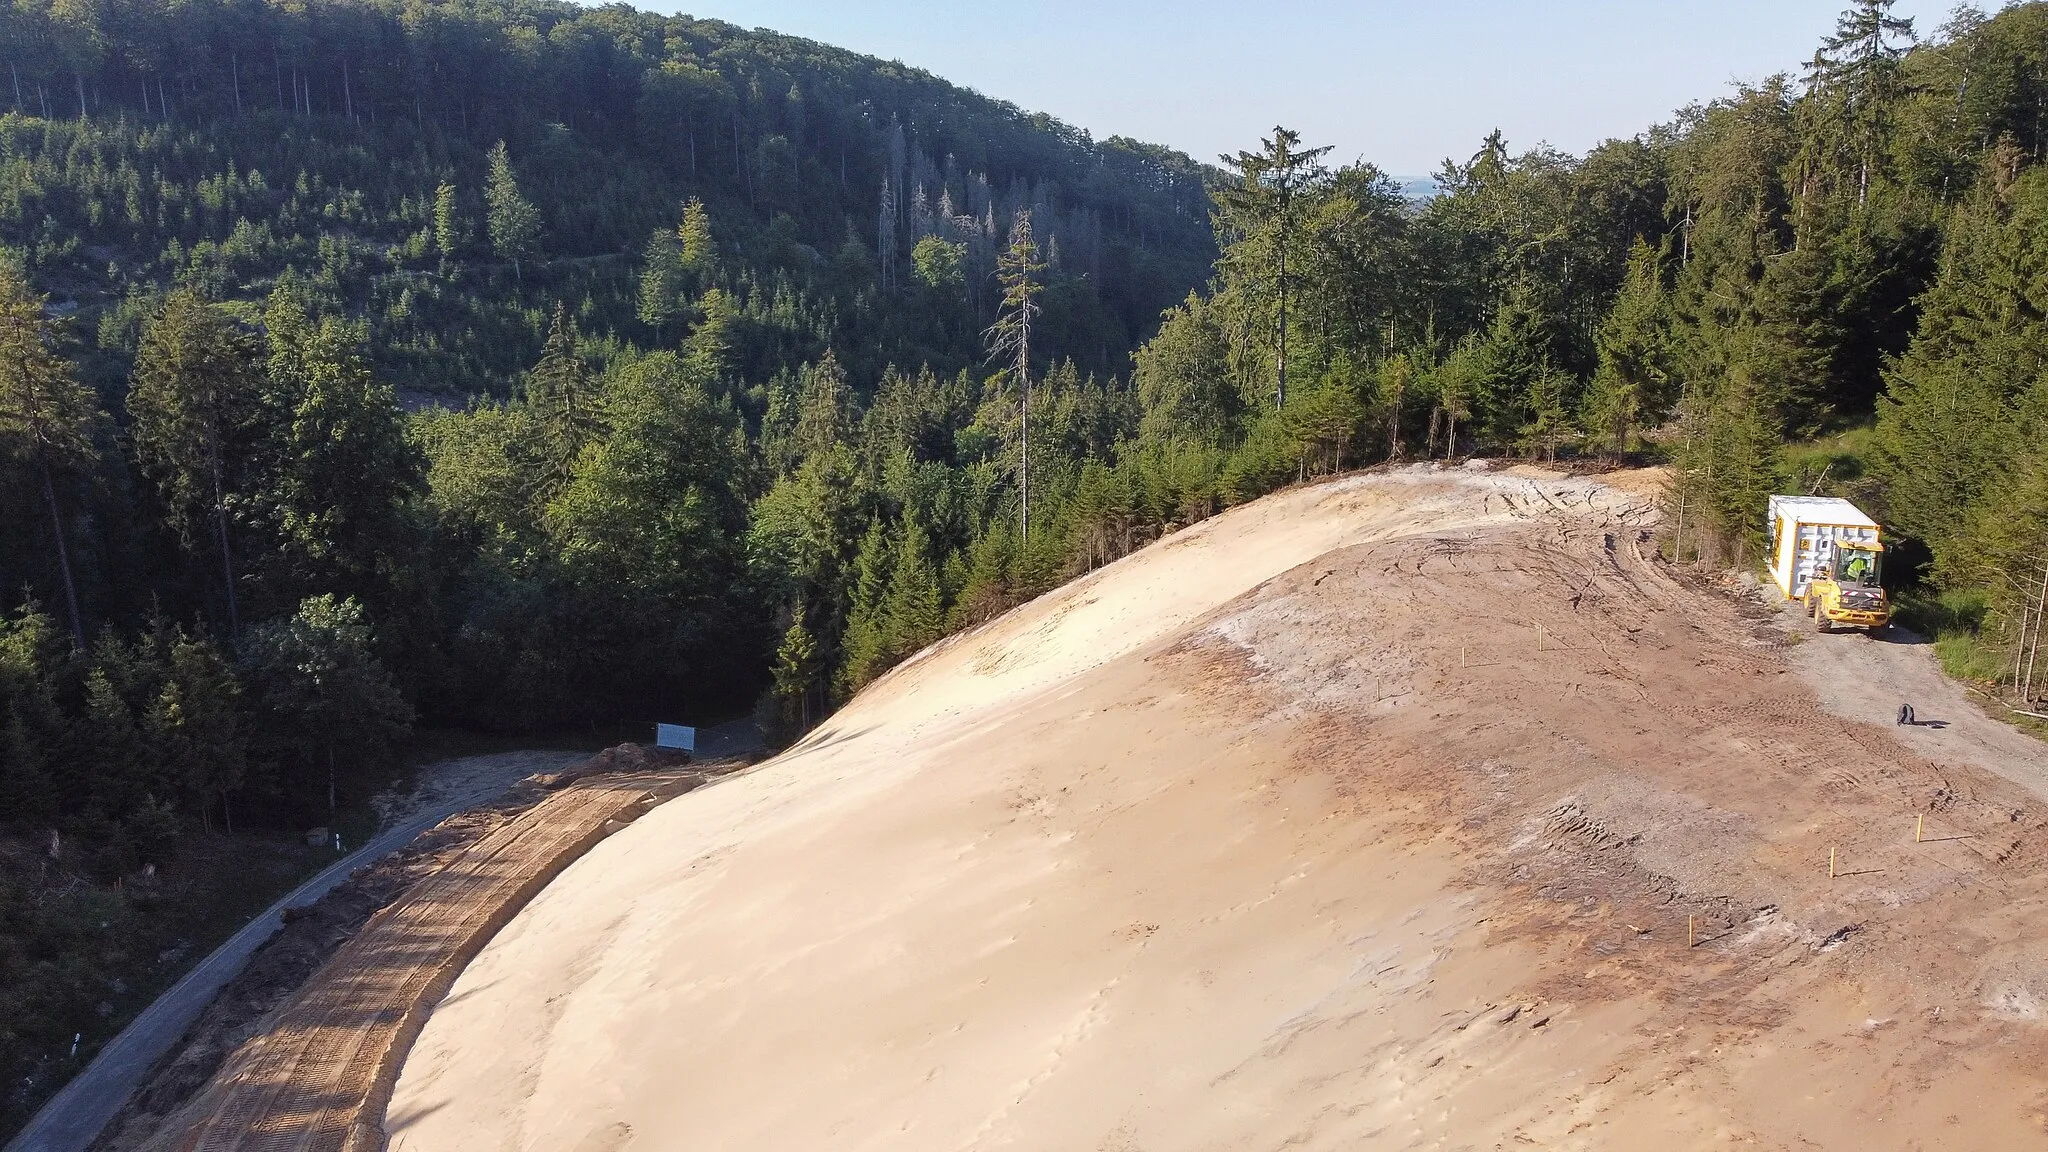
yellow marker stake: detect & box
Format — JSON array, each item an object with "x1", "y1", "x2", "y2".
[
  {"x1": 1916, "y1": 815, "x2": 1924, "y2": 843},
  {"x1": 1830, "y1": 846, "x2": 1837, "y2": 879}
]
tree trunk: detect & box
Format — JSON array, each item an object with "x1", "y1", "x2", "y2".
[
  {"x1": 1275, "y1": 238, "x2": 1288, "y2": 409},
  {"x1": 1387, "y1": 381, "x2": 1403, "y2": 461},
  {"x1": 209, "y1": 448, "x2": 239, "y2": 635},
  {"x1": 38, "y1": 458, "x2": 84, "y2": 649},
  {"x1": 327, "y1": 744, "x2": 337, "y2": 815}
]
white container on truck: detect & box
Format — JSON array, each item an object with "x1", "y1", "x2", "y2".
[{"x1": 1766, "y1": 495, "x2": 1891, "y2": 633}]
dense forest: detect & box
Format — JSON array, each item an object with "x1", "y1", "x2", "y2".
[
  {"x1": 0, "y1": 0, "x2": 1221, "y2": 1132},
  {"x1": 5, "y1": 0, "x2": 2048, "y2": 1135}
]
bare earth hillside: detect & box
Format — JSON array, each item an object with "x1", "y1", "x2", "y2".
[{"x1": 387, "y1": 466, "x2": 2048, "y2": 1150}]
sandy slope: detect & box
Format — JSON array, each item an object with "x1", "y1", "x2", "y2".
[{"x1": 389, "y1": 466, "x2": 2048, "y2": 1151}]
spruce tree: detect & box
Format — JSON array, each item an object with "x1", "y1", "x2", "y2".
[
  {"x1": 986, "y1": 215, "x2": 1046, "y2": 541},
  {"x1": 0, "y1": 259, "x2": 98, "y2": 648},
  {"x1": 524, "y1": 303, "x2": 602, "y2": 483},
  {"x1": 433, "y1": 182, "x2": 462, "y2": 260},
  {"x1": 885, "y1": 519, "x2": 945, "y2": 658},
  {"x1": 837, "y1": 520, "x2": 895, "y2": 697},
  {"x1": 1214, "y1": 127, "x2": 1334, "y2": 409},
  {"x1": 770, "y1": 614, "x2": 820, "y2": 736},
  {"x1": 485, "y1": 141, "x2": 542, "y2": 280},
  {"x1": 1582, "y1": 239, "x2": 1672, "y2": 455},
  {"x1": 678, "y1": 198, "x2": 717, "y2": 274}
]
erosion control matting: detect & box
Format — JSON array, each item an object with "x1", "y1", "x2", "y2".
[{"x1": 134, "y1": 766, "x2": 713, "y2": 1152}]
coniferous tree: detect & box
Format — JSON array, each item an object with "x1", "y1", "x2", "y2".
[
  {"x1": 769, "y1": 613, "x2": 820, "y2": 736},
  {"x1": 485, "y1": 141, "x2": 542, "y2": 281},
  {"x1": 885, "y1": 519, "x2": 945, "y2": 658},
  {"x1": 433, "y1": 182, "x2": 462, "y2": 260},
  {"x1": 128, "y1": 289, "x2": 264, "y2": 635},
  {"x1": 0, "y1": 260, "x2": 97, "y2": 648},
  {"x1": 638, "y1": 231, "x2": 685, "y2": 337},
  {"x1": 986, "y1": 216, "x2": 1046, "y2": 541},
  {"x1": 1581, "y1": 239, "x2": 1673, "y2": 455},
  {"x1": 1215, "y1": 128, "x2": 1335, "y2": 409},
  {"x1": 524, "y1": 304, "x2": 602, "y2": 483},
  {"x1": 837, "y1": 519, "x2": 894, "y2": 697},
  {"x1": 678, "y1": 198, "x2": 717, "y2": 274}
]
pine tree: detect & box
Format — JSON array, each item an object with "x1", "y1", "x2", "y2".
[
  {"x1": 485, "y1": 140, "x2": 542, "y2": 280},
  {"x1": 885, "y1": 519, "x2": 945, "y2": 658},
  {"x1": 986, "y1": 215, "x2": 1046, "y2": 541},
  {"x1": 524, "y1": 303, "x2": 602, "y2": 482},
  {"x1": 0, "y1": 259, "x2": 98, "y2": 648},
  {"x1": 678, "y1": 197, "x2": 717, "y2": 274},
  {"x1": 1582, "y1": 239, "x2": 1673, "y2": 456},
  {"x1": 770, "y1": 613, "x2": 820, "y2": 735},
  {"x1": 637, "y1": 230, "x2": 685, "y2": 338},
  {"x1": 1214, "y1": 127, "x2": 1334, "y2": 409},
  {"x1": 433, "y1": 181, "x2": 462, "y2": 260},
  {"x1": 836, "y1": 520, "x2": 894, "y2": 698}
]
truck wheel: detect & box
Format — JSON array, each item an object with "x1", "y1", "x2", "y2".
[{"x1": 1814, "y1": 609, "x2": 1830, "y2": 634}]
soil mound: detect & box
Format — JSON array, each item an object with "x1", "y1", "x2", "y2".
[{"x1": 387, "y1": 468, "x2": 2048, "y2": 1150}]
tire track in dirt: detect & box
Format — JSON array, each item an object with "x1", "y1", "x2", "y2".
[{"x1": 133, "y1": 769, "x2": 718, "y2": 1152}]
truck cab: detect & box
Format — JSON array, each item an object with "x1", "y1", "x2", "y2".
[
  {"x1": 1805, "y1": 538, "x2": 1890, "y2": 633},
  {"x1": 1766, "y1": 495, "x2": 1893, "y2": 635}
]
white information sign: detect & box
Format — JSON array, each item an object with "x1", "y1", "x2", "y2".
[{"x1": 655, "y1": 723, "x2": 697, "y2": 751}]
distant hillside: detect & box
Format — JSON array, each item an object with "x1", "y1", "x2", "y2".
[
  {"x1": 1396, "y1": 176, "x2": 1442, "y2": 201},
  {"x1": 0, "y1": 0, "x2": 1217, "y2": 396}
]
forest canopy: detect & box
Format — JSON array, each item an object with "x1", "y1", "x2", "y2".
[{"x1": 7, "y1": 0, "x2": 2048, "y2": 1134}]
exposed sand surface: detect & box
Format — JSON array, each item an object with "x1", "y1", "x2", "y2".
[{"x1": 389, "y1": 466, "x2": 2048, "y2": 1151}]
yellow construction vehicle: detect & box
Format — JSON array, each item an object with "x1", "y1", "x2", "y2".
[{"x1": 1767, "y1": 496, "x2": 1892, "y2": 634}]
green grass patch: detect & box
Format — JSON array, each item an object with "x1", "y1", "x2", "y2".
[
  {"x1": 1782, "y1": 423, "x2": 1876, "y2": 498},
  {"x1": 1893, "y1": 587, "x2": 2009, "y2": 682},
  {"x1": 1932, "y1": 631, "x2": 2010, "y2": 683}
]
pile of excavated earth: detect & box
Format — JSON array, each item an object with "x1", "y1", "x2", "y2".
[{"x1": 142, "y1": 465, "x2": 2048, "y2": 1150}]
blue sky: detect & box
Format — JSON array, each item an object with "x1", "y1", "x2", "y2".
[{"x1": 655, "y1": 0, "x2": 1956, "y2": 176}]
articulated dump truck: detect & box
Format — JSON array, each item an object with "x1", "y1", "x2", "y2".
[{"x1": 1767, "y1": 495, "x2": 1892, "y2": 635}]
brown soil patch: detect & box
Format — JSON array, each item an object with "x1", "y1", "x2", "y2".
[
  {"x1": 117, "y1": 747, "x2": 736, "y2": 1152},
  {"x1": 385, "y1": 468, "x2": 2048, "y2": 1150}
]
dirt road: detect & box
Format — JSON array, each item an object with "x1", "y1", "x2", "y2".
[
  {"x1": 132, "y1": 763, "x2": 718, "y2": 1152},
  {"x1": 2, "y1": 752, "x2": 585, "y2": 1152},
  {"x1": 1777, "y1": 598, "x2": 2048, "y2": 798}
]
